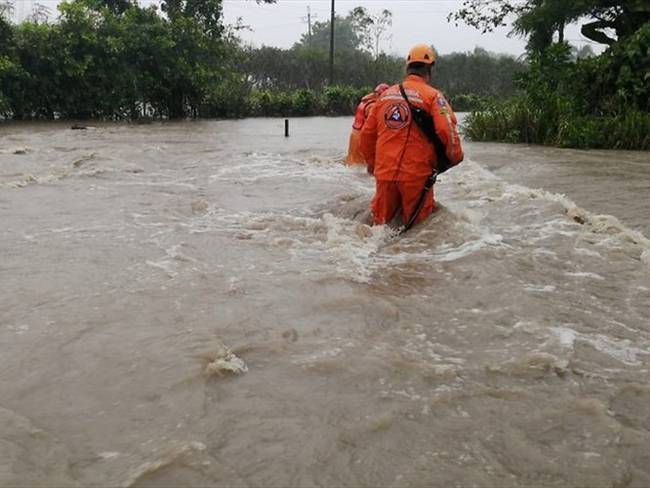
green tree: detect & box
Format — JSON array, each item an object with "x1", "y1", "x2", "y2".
[
  {"x1": 295, "y1": 14, "x2": 360, "y2": 51},
  {"x1": 81, "y1": 0, "x2": 134, "y2": 15},
  {"x1": 349, "y1": 7, "x2": 393, "y2": 58},
  {"x1": 434, "y1": 47, "x2": 524, "y2": 100},
  {"x1": 0, "y1": 14, "x2": 14, "y2": 114},
  {"x1": 450, "y1": 0, "x2": 650, "y2": 54}
]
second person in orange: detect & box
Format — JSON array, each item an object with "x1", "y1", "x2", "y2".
[
  {"x1": 360, "y1": 44, "x2": 464, "y2": 227},
  {"x1": 345, "y1": 83, "x2": 389, "y2": 165}
]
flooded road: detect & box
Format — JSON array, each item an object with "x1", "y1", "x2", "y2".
[{"x1": 1, "y1": 118, "x2": 650, "y2": 487}]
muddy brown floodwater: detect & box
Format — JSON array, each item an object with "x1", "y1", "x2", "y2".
[{"x1": 1, "y1": 118, "x2": 650, "y2": 487}]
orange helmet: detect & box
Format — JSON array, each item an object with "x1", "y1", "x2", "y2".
[
  {"x1": 407, "y1": 44, "x2": 436, "y2": 65},
  {"x1": 374, "y1": 83, "x2": 390, "y2": 94}
]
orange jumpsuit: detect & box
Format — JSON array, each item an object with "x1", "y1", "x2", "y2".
[
  {"x1": 360, "y1": 75, "x2": 464, "y2": 226},
  {"x1": 345, "y1": 92, "x2": 379, "y2": 165}
]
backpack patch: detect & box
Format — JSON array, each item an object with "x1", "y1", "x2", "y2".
[{"x1": 384, "y1": 103, "x2": 410, "y2": 130}]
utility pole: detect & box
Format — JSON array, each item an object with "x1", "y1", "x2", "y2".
[
  {"x1": 300, "y1": 6, "x2": 317, "y2": 45},
  {"x1": 307, "y1": 6, "x2": 312, "y2": 42},
  {"x1": 329, "y1": 0, "x2": 335, "y2": 85}
]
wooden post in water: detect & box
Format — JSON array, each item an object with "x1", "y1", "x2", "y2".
[{"x1": 285, "y1": 119, "x2": 289, "y2": 137}]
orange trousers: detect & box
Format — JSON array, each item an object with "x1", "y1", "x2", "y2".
[
  {"x1": 371, "y1": 178, "x2": 436, "y2": 226},
  {"x1": 345, "y1": 129, "x2": 366, "y2": 165}
]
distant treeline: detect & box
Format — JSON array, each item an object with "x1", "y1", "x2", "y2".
[
  {"x1": 0, "y1": 0, "x2": 523, "y2": 120},
  {"x1": 244, "y1": 46, "x2": 523, "y2": 113}
]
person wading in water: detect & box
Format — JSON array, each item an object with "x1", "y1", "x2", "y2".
[
  {"x1": 345, "y1": 83, "x2": 390, "y2": 165},
  {"x1": 360, "y1": 44, "x2": 464, "y2": 230}
]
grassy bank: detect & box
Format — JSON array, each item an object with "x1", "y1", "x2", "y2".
[{"x1": 465, "y1": 97, "x2": 650, "y2": 150}]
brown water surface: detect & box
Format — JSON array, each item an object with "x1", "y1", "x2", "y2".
[{"x1": 1, "y1": 119, "x2": 650, "y2": 487}]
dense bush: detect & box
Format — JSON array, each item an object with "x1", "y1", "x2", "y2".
[
  {"x1": 0, "y1": 0, "x2": 241, "y2": 119},
  {"x1": 245, "y1": 86, "x2": 367, "y2": 117},
  {"x1": 559, "y1": 112, "x2": 650, "y2": 150},
  {"x1": 465, "y1": 26, "x2": 650, "y2": 150},
  {"x1": 322, "y1": 85, "x2": 367, "y2": 115},
  {"x1": 465, "y1": 98, "x2": 650, "y2": 150},
  {"x1": 448, "y1": 93, "x2": 491, "y2": 112},
  {"x1": 466, "y1": 102, "x2": 650, "y2": 150},
  {"x1": 574, "y1": 23, "x2": 650, "y2": 114}
]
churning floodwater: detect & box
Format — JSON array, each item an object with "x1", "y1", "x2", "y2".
[{"x1": 1, "y1": 118, "x2": 650, "y2": 487}]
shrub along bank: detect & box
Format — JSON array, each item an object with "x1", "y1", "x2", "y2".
[
  {"x1": 464, "y1": 25, "x2": 650, "y2": 150},
  {"x1": 242, "y1": 88, "x2": 488, "y2": 118}
]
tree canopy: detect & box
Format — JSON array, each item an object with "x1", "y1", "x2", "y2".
[
  {"x1": 295, "y1": 13, "x2": 359, "y2": 52},
  {"x1": 450, "y1": 0, "x2": 650, "y2": 53}
]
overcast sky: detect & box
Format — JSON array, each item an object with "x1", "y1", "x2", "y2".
[
  {"x1": 223, "y1": 0, "x2": 531, "y2": 56},
  {"x1": 11, "y1": 0, "x2": 598, "y2": 57}
]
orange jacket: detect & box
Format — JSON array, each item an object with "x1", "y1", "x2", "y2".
[
  {"x1": 352, "y1": 92, "x2": 379, "y2": 130},
  {"x1": 360, "y1": 75, "x2": 464, "y2": 181}
]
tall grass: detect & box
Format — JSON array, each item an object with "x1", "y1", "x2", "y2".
[{"x1": 465, "y1": 96, "x2": 650, "y2": 150}]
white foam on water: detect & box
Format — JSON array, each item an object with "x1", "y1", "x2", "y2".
[
  {"x1": 145, "y1": 259, "x2": 177, "y2": 278},
  {"x1": 7, "y1": 324, "x2": 30, "y2": 334},
  {"x1": 165, "y1": 244, "x2": 198, "y2": 264},
  {"x1": 430, "y1": 232, "x2": 505, "y2": 262},
  {"x1": 0, "y1": 146, "x2": 30, "y2": 155},
  {"x1": 196, "y1": 205, "x2": 395, "y2": 282},
  {"x1": 318, "y1": 213, "x2": 393, "y2": 282},
  {"x1": 523, "y1": 218, "x2": 582, "y2": 243},
  {"x1": 550, "y1": 326, "x2": 649, "y2": 366},
  {"x1": 279, "y1": 212, "x2": 394, "y2": 283},
  {"x1": 448, "y1": 157, "x2": 650, "y2": 266},
  {"x1": 564, "y1": 271, "x2": 606, "y2": 281},
  {"x1": 551, "y1": 326, "x2": 579, "y2": 348},
  {"x1": 523, "y1": 284, "x2": 557, "y2": 293},
  {"x1": 583, "y1": 334, "x2": 648, "y2": 366},
  {"x1": 292, "y1": 347, "x2": 343, "y2": 366},
  {"x1": 1, "y1": 173, "x2": 59, "y2": 188},
  {"x1": 115, "y1": 440, "x2": 209, "y2": 487},
  {"x1": 163, "y1": 152, "x2": 650, "y2": 288},
  {"x1": 642, "y1": 249, "x2": 650, "y2": 265},
  {"x1": 209, "y1": 152, "x2": 373, "y2": 194},
  {"x1": 497, "y1": 181, "x2": 650, "y2": 263},
  {"x1": 574, "y1": 247, "x2": 603, "y2": 258},
  {"x1": 0, "y1": 161, "x2": 134, "y2": 189},
  {"x1": 98, "y1": 452, "x2": 121, "y2": 460}
]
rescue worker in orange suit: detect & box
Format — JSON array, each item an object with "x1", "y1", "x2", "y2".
[
  {"x1": 360, "y1": 45, "x2": 464, "y2": 227},
  {"x1": 345, "y1": 83, "x2": 390, "y2": 165}
]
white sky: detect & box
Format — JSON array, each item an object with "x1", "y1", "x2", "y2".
[
  {"x1": 10, "y1": 0, "x2": 601, "y2": 56},
  {"x1": 223, "y1": 0, "x2": 530, "y2": 56}
]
